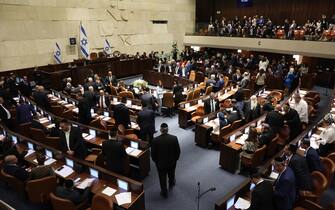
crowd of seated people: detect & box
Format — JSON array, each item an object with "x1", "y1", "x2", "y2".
[{"x1": 203, "y1": 14, "x2": 335, "y2": 41}]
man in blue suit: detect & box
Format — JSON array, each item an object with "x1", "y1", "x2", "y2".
[
  {"x1": 273, "y1": 156, "x2": 296, "y2": 210},
  {"x1": 213, "y1": 74, "x2": 225, "y2": 92},
  {"x1": 300, "y1": 139, "x2": 324, "y2": 173},
  {"x1": 16, "y1": 99, "x2": 36, "y2": 124}
]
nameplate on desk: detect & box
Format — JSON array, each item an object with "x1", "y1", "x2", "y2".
[
  {"x1": 115, "y1": 192, "x2": 132, "y2": 205},
  {"x1": 55, "y1": 165, "x2": 74, "y2": 178},
  {"x1": 102, "y1": 186, "x2": 117, "y2": 196}
]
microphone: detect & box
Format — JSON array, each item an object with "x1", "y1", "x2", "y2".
[{"x1": 209, "y1": 187, "x2": 216, "y2": 191}]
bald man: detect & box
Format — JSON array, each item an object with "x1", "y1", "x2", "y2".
[
  {"x1": 264, "y1": 104, "x2": 284, "y2": 133},
  {"x1": 3, "y1": 155, "x2": 29, "y2": 182}
]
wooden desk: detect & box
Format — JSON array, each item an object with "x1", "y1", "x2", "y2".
[{"x1": 143, "y1": 70, "x2": 195, "y2": 89}]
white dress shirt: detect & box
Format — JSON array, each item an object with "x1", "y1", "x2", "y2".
[
  {"x1": 319, "y1": 124, "x2": 335, "y2": 145},
  {"x1": 99, "y1": 96, "x2": 107, "y2": 108},
  {"x1": 64, "y1": 129, "x2": 71, "y2": 150},
  {"x1": 291, "y1": 99, "x2": 308, "y2": 123}
]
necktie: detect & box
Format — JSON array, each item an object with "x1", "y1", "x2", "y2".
[{"x1": 100, "y1": 97, "x2": 104, "y2": 108}]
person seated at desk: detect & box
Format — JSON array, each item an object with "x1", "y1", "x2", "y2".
[
  {"x1": 316, "y1": 113, "x2": 335, "y2": 156},
  {"x1": 232, "y1": 69, "x2": 242, "y2": 85},
  {"x1": 102, "y1": 138, "x2": 128, "y2": 175},
  {"x1": 247, "y1": 171, "x2": 275, "y2": 210},
  {"x1": 241, "y1": 126, "x2": 259, "y2": 158},
  {"x1": 31, "y1": 115, "x2": 49, "y2": 135},
  {"x1": 284, "y1": 144, "x2": 312, "y2": 191},
  {"x1": 300, "y1": 139, "x2": 324, "y2": 173},
  {"x1": 244, "y1": 95, "x2": 261, "y2": 122},
  {"x1": 78, "y1": 94, "x2": 92, "y2": 125},
  {"x1": 117, "y1": 80, "x2": 127, "y2": 93},
  {"x1": 206, "y1": 74, "x2": 216, "y2": 87},
  {"x1": 213, "y1": 74, "x2": 225, "y2": 92},
  {"x1": 218, "y1": 106, "x2": 229, "y2": 128},
  {"x1": 113, "y1": 97, "x2": 131, "y2": 129},
  {"x1": 55, "y1": 179, "x2": 91, "y2": 205},
  {"x1": 32, "y1": 85, "x2": 51, "y2": 111},
  {"x1": 204, "y1": 92, "x2": 219, "y2": 114},
  {"x1": 137, "y1": 102, "x2": 156, "y2": 145},
  {"x1": 96, "y1": 90, "x2": 110, "y2": 109},
  {"x1": 95, "y1": 79, "x2": 105, "y2": 91},
  {"x1": 18, "y1": 76, "x2": 33, "y2": 97},
  {"x1": 16, "y1": 99, "x2": 36, "y2": 124},
  {"x1": 3, "y1": 155, "x2": 29, "y2": 182},
  {"x1": 262, "y1": 96, "x2": 274, "y2": 112},
  {"x1": 59, "y1": 119, "x2": 88, "y2": 160},
  {"x1": 30, "y1": 152, "x2": 54, "y2": 180},
  {"x1": 258, "y1": 123, "x2": 276, "y2": 146},
  {"x1": 291, "y1": 93, "x2": 308, "y2": 125},
  {"x1": 283, "y1": 103, "x2": 301, "y2": 140},
  {"x1": 83, "y1": 86, "x2": 97, "y2": 108},
  {"x1": 104, "y1": 70, "x2": 117, "y2": 86},
  {"x1": 273, "y1": 156, "x2": 296, "y2": 210},
  {"x1": 264, "y1": 104, "x2": 284, "y2": 133},
  {"x1": 227, "y1": 99, "x2": 243, "y2": 124}
]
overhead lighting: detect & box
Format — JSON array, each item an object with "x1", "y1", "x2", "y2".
[{"x1": 237, "y1": 49, "x2": 242, "y2": 53}]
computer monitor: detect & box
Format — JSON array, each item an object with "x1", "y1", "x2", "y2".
[
  {"x1": 103, "y1": 111, "x2": 109, "y2": 117},
  {"x1": 117, "y1": 179, "x2": 129, "y2": 191},
  {"x1": 229, "y1": 134, "x2": 236, "y2": 142},
  {"x1": 28, "y1": 142, "x2": 34, "y2": 150},
  {"x1": 65, "y1": 158, "x2": 74, "y2": 168},
  {"x1": 89, "y1": 168, "x2": 99, "y2": 178},
  {"x1": 203, "y1": 117, "x2": 208, "y2": 124},
  {"x1": 226, "y1": 195, "x2": 235, "y2": 210},
  {"x1": 185, "y1": 103, "x2": 190, "y2": 109},
  {"x1": 12, "y1": 136, "x2": 17, "y2": 144},
  {"x1": 250, "y1": 183, "x2": 256, "y2": 190},
  {"x1": 45, "y1": 149, "x2": 52, "y2": 158},
  {"x1": 198, "y1": 100, "x2": 202, "y2": 105},
  {"x1": 130, "y1": 141, "x2": 139, "y2": 149},
  {"x1": 89, "y1": 129, "x2": 96, "y2": 137}
]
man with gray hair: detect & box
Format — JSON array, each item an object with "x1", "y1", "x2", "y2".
[
  {"x1": 3, "y1": 155, "x2": 29, "y2": 182},
  {"x1": 151, "y1": 123, "x2": 180, "y2": 198}
]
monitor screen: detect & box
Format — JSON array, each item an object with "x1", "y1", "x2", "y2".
[
  {"x1": 230, "y1": 134, "x2": 236, "y2": 142},
  {"x1": 185, "y1": 103, "x2": 190, "y2": 109},
  {"x1": 308, "y1": 131, "x2": 312, "y2": 138},
  {"x1": 226, "y1": 195, "x2": 235, "y2": 209},
  {"x1": 198, "y1": 100, "x2": 202, "y2": 105},
  {"x1": 64, "y1": 97, "x2": 68, "y2": 102},
  {"x1": 12, "y1": 136, "x2": 17, "y2": 144},
  {"x1": 130, "y1": 141, "x2": 139, "y2": 149},
  {"x1": 28, "y1": 142, "x2": 34, "y2": 150},
  {"x1": 117, "y1": 179, "x2": 129, "y2": 191},
  {"x1": 45, "y1": 149, "x2": 52, "y2": 158},
  {"x1": 89, "y1": 129, "x2": 96, "y2": 137},
  {"x1": 89, "y1": 168, "x2": 99, "y2": 178},
  {"x1": 103, "y1": 111, "x2": 109, "y2": 117},
  {"x1": 65, "y1": 158, "x2": 74, "y2": 168}
]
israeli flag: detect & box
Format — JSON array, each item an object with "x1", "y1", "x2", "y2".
[
  {"x1": 54, "y1": 43, "x2": 62, "y2": 64},
  {"x1": 80, "y1": 23, "x2": 90, "y2": 59},
  {"x1": 103, "y1": 39, "x2": 112, "y2": 55}
]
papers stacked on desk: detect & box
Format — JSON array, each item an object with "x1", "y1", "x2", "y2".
[
  {"x1": 126, "y1": 147, "x2": 142, "y2": 157},
  {"x1": 131, "y1": 122, "x2": 140, "y2": 130},
  {"x1": 76, "y1": 178, "x2": 95, "y2": 189},
  {"x1": 51, "y1": 97, "x2": 58, "y2": 101},
  {"x1": 102, "y1": 186, "x2": 117, "y2": 196},
  {"x1": 39, "y1": 117, "x2": 49, "y2": 124},
  {"x1": 64, "y1": 104, "x2": 72, "y2": 108},
  {"x1": 46, "y1": 123, "x2": 56, "y2": 129},
  {"x1": 115, "y1": 192, "x2": 132, "y2": 205},
  {"x1": 269, "y1": 171, "x2": 279, "y2": 180},
  {"x1": 44, "y1": 158, "x2": 57, "y2": 165},
  {"x1": 234, "y1": 197, "x2": 250, "y2": 209},
  {"x1": 235, "y1": 134, "x2": 248, "y2": 145},
  {"x1": 55, "y1": 165, "x2": 74, "y2": 178},
  {"x1": 82, "y1": 133, "x2": 95, "y2": 141}
]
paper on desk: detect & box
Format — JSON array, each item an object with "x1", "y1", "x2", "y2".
[
  {"x1": 126, "y1": 147, "x2": 134, "y2": 155},
  {"x1": 72, "y1": 108, "x2": 79, "y2": 113},
  {"x1": 39, "y1": 117, "x2": 49, "y2": 124},
  {"x1": 46, "y1": 123, "x2": 56, "y2": 129},
  {"x1": 76, "y1": 178, "x2": 95, "y2": 189},
  {"x1": 102, "y1": 186, "x2": 117, "y2": 196},
  {"x1": 55, "y1": 165, "x2": 74, "y2": 178},
  {"x1": 102, "y1": 117, "x2": 111, "y2": 121},
  {"x1": 131, "y1": 122, "x2": 139, "y2": 129},
  {"x1": 25, "y1": 149, "x2": 35, "y2": 157},
  {"x1": 115, "y1": 192, "x2": 132, "y2": 205},
  {"x1": 45, "y1": 158, "x2": 57, "y2": 165},
  {"x1": 309, "y1": 138, "x2": 319, "y2": 149},
  {"x1": 269, "y1": 171, "x2": 279, "y2": 180},
  {"x1": 129, "y1": 149, "x2": 142, "y2": 157},
  {"x1": 84, "y1": 134, "x2": 95, "y2": 141},
  {"x1": 235, "y1": 134, "x2": 248, "y2": 145},
  {"x1": 234, "y1": 197, "x2": 250, "y2": 209}
]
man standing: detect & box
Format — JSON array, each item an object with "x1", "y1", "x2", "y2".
[
  {"x1": 300, "y1": 139, "x2": 324, "y2": 173},
  {"x1": 204, "y1": 92, "x2": 219, "y2": 114},
  {"x1": 137, "y1": 103, "x2": 155, "y2": 144},
  {"x1": 102, "y1": 138, "x2": 128, "y2": 175},
  {"x1": 96, "y1": 90, "x2": 110, "y2": 109},
  {"x1": 151, "y1": 123, "x2": 180, "y2": 198},
  {"x1": 291, "y1": 93, "x2": 308, "y2": 125},
  {"x1": 104, "y1": 70, "x2": 117, "y2": 86},
  {"x1": 113, "y1": 97, "x2": 131, "y2": 129},
  {"x1": 283, "y1": 103, "x2": 302, "y2": 140}
]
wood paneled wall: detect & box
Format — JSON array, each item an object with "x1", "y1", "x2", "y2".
[{"x1": 197, "y1": 0, "x2": 335, "y2": 25}]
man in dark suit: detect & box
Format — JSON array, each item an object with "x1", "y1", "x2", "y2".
[
  {"x1": 102, "y1": 138, "x2": 128, "y2": 175},
  {"x1": 244, "y1": 95, "x2": 261, "y2": 122},
  {"x1": 16, "y1": 99, "x2": 36, "y2": 124},
  {"x1": 113, "y1": 97, "x2": 131, "y2": 128},
  {"x1": 283, "y1": 103, "x2": 301, "y2": 140},
  {"x1": 273, "y1": 157, "x2": 296, "y2": 210},
  {"x1": 141, "y1": 87, "x2": 156, "y2": 110},
  {"x1": 78, "y1": 95, "x2": 92, "y2": 125},
  {"x1": 301, "y1": 139, "x2": 324, "y2": 173},
  {"x1": 32, "y1": 86, "x2": 51, "y2": 111},
  {"x1": 83, "y1": 86, "x2": 97, "y2": 108},
  {"x1": 284, "y1": 144, "x2": 312, "y2": 191},
  {"x1": 0, "y1": 96, "x2": 13, "y2": 128},
  {"x1": 137, "y1": 103, "x2": 155, "y2": 144},
  {"x1": 55, "y1": 179, "x2": 91, "y2": 205},
  {"x1": 96, "y1": 90, "x2": 110, "y2": 109},
  {"x1": 247, "y1": 171, "x2": 274, "y2": 210},
  {"x1": 264, "y1": 105, "x2": 284, "y2": 133},
  {"x1": 213, "y1": 74, "x2": 225, "y2": 92},
  {"x1": 59, "y1": 119, "x2": 87, "y2": 159},
  {"x1": 18, "y1": 76, "x2": 33, "y2": 97},
  {"x1": 3, "y1": 155, "x2": 29, "y2": 182},
  {"x1": 173, "y1": 81, "x2": 184, "y2": 108},
  {"x1": 104, "y1": 70, "x2": 117, "y2": 86},
  {"x1": 151, "y1": 123, "x2": 180, "y2": 198},
  {"x1": 204, "y1": 92, "x2": 219, "y2": 114},
  {"x1": 258, "y1": 123, "x2": 276, "y2": 146}
]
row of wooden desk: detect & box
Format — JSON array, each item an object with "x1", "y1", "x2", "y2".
[{"x1": 143, "y1": 70, "x2": 195, "y2": 89}]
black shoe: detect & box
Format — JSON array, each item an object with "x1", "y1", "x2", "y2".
[
  {"x1": 169, "y1": 179, "x2": 176, "y2": 189},
  {"x1": 160, "y1": 191, "x2": 168, "y2": 198}
]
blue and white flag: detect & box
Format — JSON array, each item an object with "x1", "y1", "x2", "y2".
[
  {"x1": 54, "y1": 42, "x2": 62, "y2": 64},
  {"x1": 80, "y1": 23, "x2": 90, "y2": 59},
  {"x1": 103, "y1": 39, "x2": 112, "y2": 55}
]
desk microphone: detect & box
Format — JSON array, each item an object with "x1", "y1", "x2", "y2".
[{"x1": 197, "y1": 182, "x2": 216, "y2": 210}]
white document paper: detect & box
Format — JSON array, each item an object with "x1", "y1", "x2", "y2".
[
  {"x1": 55, "y1": 165, "x2": 74, "y2": 178},
  {"x1": 46, "y1": 123, "x2": 55, "y2": 129},
  {"x1": 84, "y1": 134, "x2": 95, "y2": 141},
  {"x1": 269, "y1": 171, "x2": 279, "y2": 179},
  {"x1": 234, "y1": 197, "x2": 251, "y2": 209},
  {"x1": 127, "y1": 148, "x2": 142, "y2": 157},
  {"x1": 236, "y1": 134, "x2": 248, "y2": 145},
  {"x1": 115, "y1": 192, "x2": 132, "y2": 205},
  {"x1": 102, "y1": 186, "x2": 117, "y2": 196},
  {"x1": 76, "y1": 178, "x2": 95, "y2": 189},
  {"x1": 44, "y1": 158, "x2": 57, "y2": 165},
  {"x1": 64, "y1": 104, "x2": 72, "y2": 108},
  {"x1": 125, "y1": 147, "x2": 134, "y2": 155},
  {"x1": 102, "y1": 117, "x2": 111, "y2": 121},
  {"x1": 72, "y1": 108, "x2": 79, "y2": 113},
  {"x1": 39, "y1": 117, "x2": 49, "y2": 124},
  {"x1": 25, "y1": 149, "x2": 35, "y2": 157}
]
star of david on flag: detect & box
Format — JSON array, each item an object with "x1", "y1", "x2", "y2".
[
  {"x1": 103, "y1": 39, "x2": 112, "y2": 55},
  {"x1": 80, "y1": 23, "x2": 90, "y2": 59},
  {"x1": 53, "y1": 42, "x2": 62, "y2": 64}
]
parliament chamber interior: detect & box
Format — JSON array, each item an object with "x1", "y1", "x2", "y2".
[{"x1": 0, "y1": 0, "x2": 335, "y2": 210}]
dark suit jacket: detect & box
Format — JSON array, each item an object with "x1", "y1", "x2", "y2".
[
  {"x1": 18, "y1": 81, "x2": 32, "y2": 96},
  {"x1": 305, "y1": 147, "x2": 324, "y2": 173},
  {"x1": 204, "y1": 99, "x2": 219, "y2": 114},
  {"x1": 244, "y1": 101, "x2": 261, "y2": 122},
  {"x1": 30, "y1": 165, "x2": 54, "y2": 180},
  {"x1": 137, "y1": 108, "x2": 155, "y2": 135},
  {"x1": 173, "y1": 85, "x2": 184, "y2": 106},
  {"x1": 96, "y1": 95, "x2": 110, "y2": 109},
  {"x1": 274, "y1": 167, "x2": 296, "y2": 210},
  {"x1": 141, "y1": 93, "x2": 156, "y2": 110},
  {"x1": 214, "y1": 79, "x2": 225, "y2": 91},
  {"x1": 264, "y1": 110, "x2": 284, "y2": 132},
  {"x1": 151, "y1": 133, "x2": 180, "y2": 169},
  {"x1": 113, "y1": 103, "x2": 130, "y2": 128},
  {"x1": 247, "y1": 180, "x2": 275, "y2": 210},
  {"x1": 55, "y1": 186, "x2": 90, "y2": 205},
  {"x1": 102, "y1": 140, "x2": 127, "y2": 174},
  {"x1": 4, "y1": 164, "x2": 29, "y2": 182},
  {"x1": 33, "y1": 91, "x2": 51, "y2": 111},
  {"x1": 16, "y1": 104, "x2": 36, "y2": 124},
  {"x1": 59, "y1": 127, "x2": 87, "y2": 159},
  {"x1": 83, "y1": 91, "x2": 97, "y2": 108},
  {"x1": 284, "y1": 108, "x2": 301, "y2": 139},
  {"x1": 227, "y1": 110, "x2": 241, "y2": 124},
  {"x1": 104, "y1": 75, "x2": 117, "y2": 86},
  {"x1": 258, "y1": 128, "x2": 276, "y2": 146},
  {"x1": 0, "y1": 105, "x2": 10, "y2": 125},
  {"x1": 288, "y1": 154, "x2": 312, "y2": 191},
  {"x1": 78, "y1": 98, "x2": 91, "y2": 125}
]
